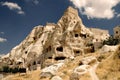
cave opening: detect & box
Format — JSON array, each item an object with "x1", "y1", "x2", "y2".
[
  {"x1": 74, "y1": 50, "x2": 81, "y2": 56},
  {"x1": 56, "y1": 46, "x2": 63, "y2": 52},
  {"x1": 80, "y1": 34, "x2": 86, "y2": 38},
  {"x1": 25, "y1": 51, "x2": 27, "y2": 54},
  {"x1": 33, "y1": 61, "x2": 36, "y2": 65},
  {"x1": 54, "y1": 56, "x2": 66, "y2": 61},
  {"x1": 75, "y1": 34, "x2": 79, "y2": 37},
  {"x1": 48, "y1": 57, "x2": 52, "y2": 59},
  {"x1": 33, "y1": 37, "x2": 36, "y2": 40}
]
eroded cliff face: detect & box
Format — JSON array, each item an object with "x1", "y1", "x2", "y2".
[{"x1": 6, "y1": 6, "x2": 109, "y2": 69}]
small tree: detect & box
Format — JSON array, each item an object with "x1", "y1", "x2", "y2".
[
  {"x1": 2, "y1": 66, "x2": 10, "y2": 73},
  {"x1": 103, "y1": 35, "x2": 119, "y2": 45},
  {"x1": 12, "y1": 67, "x2": 19, "y2": 73}
]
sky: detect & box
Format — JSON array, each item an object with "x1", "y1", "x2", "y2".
[{"x1": 0, "y1": 0, "x2": 120, "y2": 54}]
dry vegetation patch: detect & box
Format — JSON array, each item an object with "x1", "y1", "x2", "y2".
[{"x1": 96, "y1": 46, "x2": 120, "y2": 80}]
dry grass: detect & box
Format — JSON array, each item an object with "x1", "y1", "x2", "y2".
[
  {"x1": 96, "y1": 46, "x2": 120, "y2": 80},
  {"x1": 79, "y1": 72, "x2": 92, "y2": 80},
  {"x1": 3, "y1": 70, "x2": 41, "y2": 80},
  {"x1": 4, "y1": 47, "x2": 120, "y2": 80}
]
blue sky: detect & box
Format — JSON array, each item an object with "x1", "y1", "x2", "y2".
[{"x1": 0, "y1": 0, "x2": 120, "y2": 54}]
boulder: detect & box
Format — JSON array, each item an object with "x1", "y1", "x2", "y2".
[
  {"x1": 73, "y1": 65, "x2": 90, "y2": 75},
  {"x1": 99, "y1": 45, "x2": 118, "y2": 54},
  {"x1": 40, "y1": 63, "x2": 64, "y2": 78},
  {"x1": 51, "y1": 76, "x2": 63, "y2": 80}
]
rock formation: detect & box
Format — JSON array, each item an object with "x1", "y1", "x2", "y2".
[
  {"x1": 4, "y1": 6, "x2": 110, "y2": 70},
  {"x1": 113, "y1": 25, "x2": 120, "y2": 39}
]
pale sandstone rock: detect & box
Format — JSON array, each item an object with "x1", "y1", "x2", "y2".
[
  {"x1": 40, "y1": 63, "x2": 64, "y2": 78},
  {"x1": 4, "y1": 6, "x2": 110, "y2": 70},
  {"x1": 51, "y1": 76, "x2": 63, "y2": 80},
  {"x1": 73, "y1": 65, "x2": 90, "y2": 75},
  {"x1": 42, "y1": 63, "x2": 64, "y2": 74},
  {"x1": 99, "y1": 45, "x2": 118, "y2": 54}
]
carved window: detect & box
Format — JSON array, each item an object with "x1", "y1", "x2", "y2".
[
  {"x1": 37, "y1": 61, "x2": 40, "y2": 64},
  {"x1": 74, "y1": 50, "x2": 80, "y2": 54},
  {"x1": 74, "y1": 50, "x2": 81, "y2": 56},
  {"x1": 33, "y1": 37, "x2": 36, "y2": 40},
  {"x1": 55, "y1": 56, "x2": 66, "y2": 60},
  {"x1": 33, "y1": 61, "x2": 36, "y2": 65},
  {"x1": 48, "y1": 46, "x2": 51, "y2": 51},
  {"x1": 75, "y1": 34, "x2": 79, "y2": 37},
  {"x1": 80, "y1": 34, "x2": 86, "y2": 38},
  {"x1": 96, "y1": 39, "x2": 98, "y2": 41},
  {"x1": 87, "y1": 34, "x2": 89, "y2": 37},
  {"x1": 116, "y1": 31, "x2": 118, "y2": 34},
  {"x1": 56, "y1": 46, "x2": 63, "y2": 52},
  {"x1": 25, "y1": 51, "x2": 27, "y2": 54},
  {"x1": 48, "y1": 57, "x2": 52, "y2": 59},
  {"x1": 73, "y1": 21, "x2": 76, "y2": 23}
]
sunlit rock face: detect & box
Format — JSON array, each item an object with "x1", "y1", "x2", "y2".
[
  {"x1": 6, "y1": 6, "x2": 109, "y2": 69},
  {"x1": 113, "y1": 25, "x2": 120, "y2": 39}
]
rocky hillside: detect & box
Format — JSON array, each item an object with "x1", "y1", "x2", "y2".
[
  {"x1": 3, "y1": 6, "x2": 109, "y2": 69},
  {"x1": 3, "y1": 6, "x2": 120, "y2": 80},
  {"x1": 96, "y1": 45, "x2": 120, "y2": 80}
]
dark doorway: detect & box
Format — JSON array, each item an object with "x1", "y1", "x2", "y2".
[{"x1": 56, "y1": 46, "x2": 63, "y2": 52}]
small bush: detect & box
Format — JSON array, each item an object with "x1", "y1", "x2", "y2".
[
  {"x1": 2, "y1": 66, "x2": 10, "y2": 73},
  {"x1": 0, "y1": 68, "x2": 2, "y2": 72},
  {"x1": 103, "y1": 36, "x2": 119, "y2": 45},
  {"x1": 1, "y1": 66, "x2": 26, "y2": 73},
  {"x1": 12, "y1": 67, "x2": 19, "y2": 73},
  {"x1": 19, "y1": 68, "x2": 26, "y2": 73}
]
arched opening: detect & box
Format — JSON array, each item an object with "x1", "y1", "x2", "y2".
[
  {"x1": 56, "y1": 46, "x2": 63, "y2": 52},
  {"x1": 33, "y1": 61, "x2": 36, "y2": 65},
  {"x1": 25, "y1": 51, "x2": 27, "y2": 54},
  {"x1": 75, "y1": 34, "x2": 79, "y2": 37},
  {"x1": 48, "y1": 46, "x2": 51, "y2": 51},
  {"x1": 80, "y1": 34, "x2": 86, "y2": 38},
  {"x1": 116, "y1": 31, "x2": 118, "y2": 34},
  {"x1": 79, "y1": 61, "x2": 83, "y2": 65},
  {"x1": 33, "y1": 37, "x2": 36, "y2": 41},
  {"x1": 74, "y1": 50, "x2": 81, "y2": 56},
  {"x1": 37, "y1": 61, "x2": 40, "y2": 64},
  {"x1": 48, "y1": 57, "x2": 52, "y2": 59}
]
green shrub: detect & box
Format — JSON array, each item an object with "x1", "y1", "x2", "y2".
[
  {"x1": 11, "y1": 67, "x2": 19, "y2": 73},
  {"x1": 1, "y1": 66, "x2": 26, "y2": 73},
  {"x1": 2, "y1": 66, "x2": 10, "y2": 73},
  {"x1": 103, "y1": 36, "x2": 119, "y2": 45}
]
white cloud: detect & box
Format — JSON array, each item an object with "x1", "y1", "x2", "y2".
[
  {"x1": 117, "y1": 14, "x2": 120, "y2": 18},
  {"x1": 18, "y1": 11, "x2": 25, "y2": 14},
  {"x1": 1, "y1": 1, "x2": 25, "y2": 15},
  {"x1": 33, "y1": 0, "x2": 39, "y2": 5},
  {"x1": 0, "y1": 37, "x2": 7, "y2": 43},
  {"x1": 0, "y1": 32, "x2": 4, "y2": 34},
  {"x1": 23, "y1": 0, "x2": 39, "y2": 5},
  {"x1": 70, "y1": 0, "x2": 120, "y2": 19}
]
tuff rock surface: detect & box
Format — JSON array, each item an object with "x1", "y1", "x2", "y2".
[
  {"x1": 1, "y1": 6, "x2": 120, "y2": 80},
  {"x1": 4, "y1": 6, "x2": 109, "y2": 70}
]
